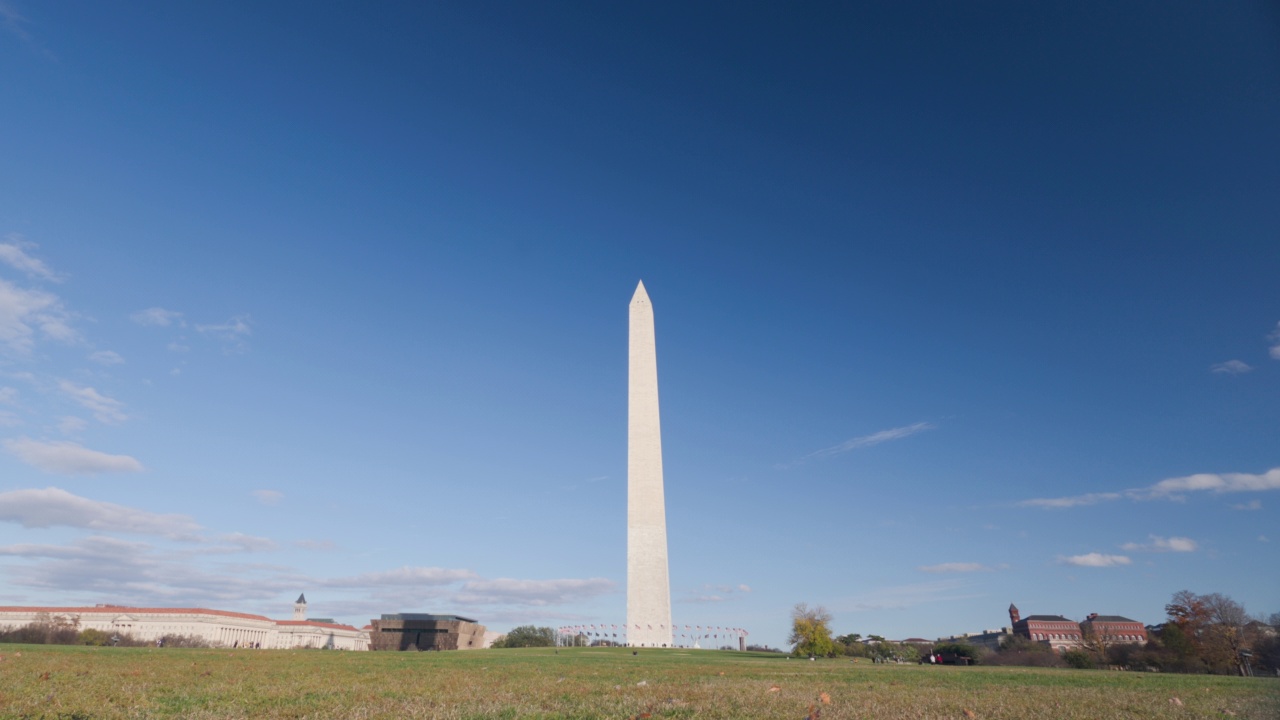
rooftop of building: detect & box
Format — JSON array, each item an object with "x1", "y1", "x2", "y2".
[
  {"x1": 0, "y1": 605, "x2": 274, "y2": 622},
  {"x1": 275, "y1": 620, "x2": 361, "y2": 632},
  {"x1": 1019, "y1": 615, "x2": 1077, "y2": 623},
  {"x1": 378, "y1": 613, "x2": 478, "y2": 623},
  {"x1": 0, "y1": 605, "x2": 362, "y2": 631}
]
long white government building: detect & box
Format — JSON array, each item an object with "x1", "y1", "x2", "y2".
[{"x1": 0, "y1": 595, "x2": 368, "y2": 650}]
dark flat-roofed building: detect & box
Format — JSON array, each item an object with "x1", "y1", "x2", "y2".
[{"x1": 369, "y1": 613, "x2": 487, "y2": 651}]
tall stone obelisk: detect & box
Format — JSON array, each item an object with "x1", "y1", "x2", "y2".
[{"x1": 627, "y1": 280, "x2": 673, "y2": 648}]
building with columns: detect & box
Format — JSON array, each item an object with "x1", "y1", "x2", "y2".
[{"x1": 0, "y1": 600, "x2": 368, "y2": 650}]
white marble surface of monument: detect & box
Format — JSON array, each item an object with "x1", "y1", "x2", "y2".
[{"x1": 627, "y1": 280, "x2": 674, "y2": 647}]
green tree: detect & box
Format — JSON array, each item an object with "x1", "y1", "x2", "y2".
[
  {"x1": 1063, "y1": 649, "x2": 1095, "y2": 669},
  {"x1": 933, "y1": 642, "x2": 983, "y2": 664},
  {"x1": 788, "y1": 603, "x2": 835, "y2": 657},
  {"x1": 78, "y1": 628, "x2": 112, "y2": 646},
  {"x1": 490, "y1": 625, "x2": 555, "y2": 648}
]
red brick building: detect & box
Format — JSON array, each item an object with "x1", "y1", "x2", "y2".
[
  {"x1": 1009, "y1": 603, "x2": 1082, "y2": 652},
  {"x1": 1079, "y1": 613, "x2": 1147, "y2": 644}
]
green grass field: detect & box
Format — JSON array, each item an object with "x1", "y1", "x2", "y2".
[{"x1": 0, "y1": 645, "x2": 1275, "y2": 719}]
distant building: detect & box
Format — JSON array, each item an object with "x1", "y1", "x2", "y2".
[
  {"x1": 936, "y1": 628, "x2": 1012, "y2": 652},
  {"x1": 1079, "y1": 613, "x2": 1147, "y2": 645},
  {"x1": 368, "y1": 613, "x2": 487, "y2": 651},
  {"x1": 0, "y1": 599, "x2": 368, "y2": 650},
  {"x1": 1009, "y1": 603, "x2": 1082, "y2": 652}
]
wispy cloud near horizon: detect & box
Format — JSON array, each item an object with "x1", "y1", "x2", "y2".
[
  {"x1": 3, "y1": 438, "x2": 144, "y2": 474},
  {"x1": 1020, "y1": 467, "x2": 1280, "y2": 509},
  {"x1": 1059, "y1": 553, "x2": 1131, "y2": 568},
  {"x1": 1120, "y1": 535, "x2": 1197, "y2": 553},
  {"x1": 0, "y1": 487, "x2": 197, "y2": 537},
  {"x1": 917, "y1": 562, "x2": 997, "y2": 573},
  {"x1": 797, "y1": 421, "x2": 936, "y2": 464},
  {"x1": 1210, "y1": 360, "x2": 1252, "y2": 375},
  {"x1": 0, "y1": 236, "x2": 61, "y2": 281}
]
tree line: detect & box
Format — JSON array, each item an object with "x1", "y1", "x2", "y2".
[{"x1": 789, "y1": 591, "x2": 1280, "y2": 676}]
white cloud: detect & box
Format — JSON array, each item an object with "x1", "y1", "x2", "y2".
[
  {"x1": 1120, "y1": 535, "x2": 1197, "y2": 553},
  {"x1": 683, "y1": 594, "x2": 727, "y2": 603},
  {"x1": 918, "y1": 562, "x2": 995, "y2": 573},
  {"x1": 0, "y1": 487, "x2": 198, "y2": 537},
  {"x1": 323, "y1": 566, "x2": 479, "y2": 589},
  {"x1": 0, "y1": 278, "x2": 76, "y2": 353},
  {"x1": 0, "y1": 236, "x2": 59, "y2": 281},
  {"x1": 58, "y1": 380, "x2": 126, "y2": 424},
  {"x1": 802, "y1": 421, "x2": 936, "y2": 461},
  {"x1": 1019, "y1": 492, "x2": 1123, "y2": 509},
  {"x1": 88, "y1": 350, "x2": 124, "y2": 365},
  {"x1": 252, "y1": 489, "x2": 284, "y2": 505},
  {"x1": 0, "y1": 535, "x2": 303, "y2": 606},
  {"x1": 454, "y1": 577, "x2": 616, "y2": 606},
  {"x1": 1230, "y1": 500, "x2": 1262, "y2": 511},
  {"x1": 210, "y1": 533, "x2": 278, "y2": 553},
  {"x1": 1142, "y1": 468, "x2": 1280, "y2": 498},
  {"x1": 3, "y1": 437, "x2": 144, "y2": 474},
  {"x1": 679, "y1": 582, "x2": 752, "y2": 603},
  {"x1": 1021, "y1": 467, "x2": 1280, "y2": 508},
  {"x1": 1059, "y1": 553, "x2": 1131, "y2": 568},
  {"x1": 1210, "y1": 360, "x2": 1252, "y2": 374},
  {"x1": 57, "y1": 416, "x2": 87, "y2": 434},
  {"x1": 131, "y1": 307, "x2": 183, "y2": 327},
  {"x1": 197, "y1": 316, "x2": 251, "y2": 338}
]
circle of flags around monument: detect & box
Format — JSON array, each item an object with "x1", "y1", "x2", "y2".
[{"x1": 555, "y1": 623, "x2": 749, "y2": 647}]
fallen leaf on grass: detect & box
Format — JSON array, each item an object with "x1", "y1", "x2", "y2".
[
  {"x1": 636, "y1": 680, "x2": 647, "y2": 687},
  {"x1": 1171, "y1": 697, "x2": 1183, "y2": 707},
  {"x1": 963, "y1": 710, "x2": 976, "y2": 718},
  {"x1": 718, "y1": 671, "x2": 725, "y2": 676},
  {"x1": 820, "y1": 692, "x2": 831, "y2": 704},
  {"x1": 39, "y1": 671, "x2": 50, "y2": 681},
  {"x1": 768, "y1": 685, "x2": 781, "y2": 693}
]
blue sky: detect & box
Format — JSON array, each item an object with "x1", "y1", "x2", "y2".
[{"x1": 0, "y1": 1, "x2": 1277, "y2": 648}]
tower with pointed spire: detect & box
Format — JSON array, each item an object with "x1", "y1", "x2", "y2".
[
  {"x1": 1008, "y1": 603, "x2": 1020, "y2": 625},
  {"x1": 294, "y1": 593, "x2": 307, "y2": 621},
  {"x1": 627, "y1": 280, "x2": 673, "y2": 647}
]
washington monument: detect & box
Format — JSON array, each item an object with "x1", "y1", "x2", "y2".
[{"x1": 627, "y1": 280, "x2": 673, "y2": 647}]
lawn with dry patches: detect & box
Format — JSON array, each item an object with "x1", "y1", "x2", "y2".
[{"x1": 0, "y1": 645, "x2": 1275, "y2": 719}]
